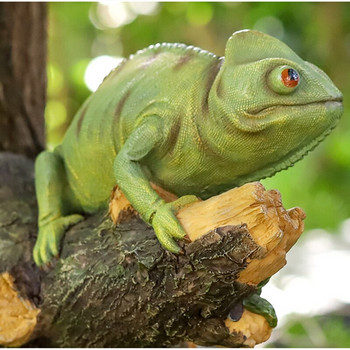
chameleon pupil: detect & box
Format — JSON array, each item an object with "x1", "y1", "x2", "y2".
[
  {"x1": 281, "y1": 68, "x2": 299, "y2": 88},
  {"x1": 288, "y1": 69, "x2": 299, "y2": 81}
]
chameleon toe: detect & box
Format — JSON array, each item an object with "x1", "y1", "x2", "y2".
[
  {"x1": 159, "y1": 235, "x2": 181, "y2": 254},
  {"x1": 153, "y1": 223, "x2": 181, "y2": 253},
  {"x1": 62, "y1": 214, "x2": 84, "y2": 228},
  {"x1": 48, "y1": 238, "x2": 59, "y2": 258},
  {"x1": 33, "y1": 243, "x2": 43, "y2": 267},
  {"x1": 39, "y1": 242, "x2": 53, "y2": 266}
]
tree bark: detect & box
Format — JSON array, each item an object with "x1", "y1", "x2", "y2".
[
  {"x1": 0, "y1": 3, "x2": 46, "y2": 159},
  {"x1": 0, "y1": 152, "x2": 305, "y2": 347}
]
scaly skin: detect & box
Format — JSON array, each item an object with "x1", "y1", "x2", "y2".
[{"x1": 33, "y1": 30, "x2": 343, "y2": 266}]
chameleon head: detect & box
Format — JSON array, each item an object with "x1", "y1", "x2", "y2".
[{"x1": 209, "y1": 29, "x2": 343, "y2": 181}]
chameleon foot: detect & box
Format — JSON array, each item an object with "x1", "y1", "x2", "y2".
[
  {"x1": 243, "y1": 293, "x2": 277, "y2": 328},
  {"x1": 33, "y1": 214, "x2": 84, "y2": 266},
  {"x1": 151, "y1": 195, "x2": 198, "y2": 253}
]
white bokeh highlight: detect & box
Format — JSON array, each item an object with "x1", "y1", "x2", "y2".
[
  {"x1": 84, "y1": 55, "x2": 123, "y2": 92},
  {"x1": 261, "y1": 222, "x2": 350, "y2": 324}
]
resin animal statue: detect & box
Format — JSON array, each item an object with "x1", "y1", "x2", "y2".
[{"x1": 33, "y1": 29, "x2": 343, "y2": 266}]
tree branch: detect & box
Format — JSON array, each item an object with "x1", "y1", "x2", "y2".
[{"x1": 0, "y1": 152, "x2": 305, "y2": 347}]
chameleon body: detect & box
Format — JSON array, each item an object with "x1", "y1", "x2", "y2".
[{"x1": 33, "y1": 30, "x2": 343, "y2": 266}]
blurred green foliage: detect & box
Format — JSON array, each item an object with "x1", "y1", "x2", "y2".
[
  {"x1": 46, "y1": 2, "x2": 350, "y2": 233},
  {"x1": 267, "y1": 312, "x2": 350, "y2": 347}
]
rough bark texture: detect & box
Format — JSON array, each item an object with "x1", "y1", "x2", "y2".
[
  {"x1": 0, "y1": 152, "x2": 305, "y2": 347},
  {"x1": 0, "y1": 3, "x2": 46, "y2": 158},
  {"x1": 0, "y1": 152, "x2": 259, "y2": 347}
]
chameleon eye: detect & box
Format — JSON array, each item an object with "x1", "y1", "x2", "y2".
[
  {"x1": 268, "y1": 65, "x2": 300, "y2": 94},
  {"x1": 281, "y1": 68, "x2": 299, "y2": 87}
]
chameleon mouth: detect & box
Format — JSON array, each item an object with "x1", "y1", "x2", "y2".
[
  {"x1": 236, "y1": 98, "x2": 343, "y2": 133},
  {"x1": 234, "y1": 118, "x2": 340, "y2": 187},
  {"x1": 246, "y1": 97, "x2": 343, "y2": 117}
]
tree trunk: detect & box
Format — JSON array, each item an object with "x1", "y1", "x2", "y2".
[
  {"x1": 0, "y1": 152, "x2": 305, "y2": 347},
  {"x1": 0, "y1": 3, "x2": 46, "y2": 159}
]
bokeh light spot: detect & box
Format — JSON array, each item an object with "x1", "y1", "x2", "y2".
[
  {"x1": 84, "y1": 55, "x2": 123, "y2": 92},
  {"x1": 186, "y1": 3, "x2": 213, "y2": 27},
  {"x1": 129, "y1": 2, "x2": 159, "y2": 16},
  {"x1": 97, "y1": 2, "x2": 136, "y2": 28}
]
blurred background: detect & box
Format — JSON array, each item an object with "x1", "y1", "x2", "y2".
[{"x1": 46, "y1": 2, "x2": 350, "y2": 347}]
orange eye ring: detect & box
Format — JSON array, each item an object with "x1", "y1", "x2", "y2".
[
  {"x1": 268, "y1": 65, "x2": 300, "y2": 94},
  {"x1": 281, "y1": 68, "x2": 300, "y2": 88}
]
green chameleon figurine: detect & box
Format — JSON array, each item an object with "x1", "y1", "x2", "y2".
[{"x1": 33, "y1": 29, "x2": 343, "y2": 267}]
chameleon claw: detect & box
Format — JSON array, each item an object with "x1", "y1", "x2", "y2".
[{"x1": 183, "y1": 235, "x2": 192, "y2": 243}]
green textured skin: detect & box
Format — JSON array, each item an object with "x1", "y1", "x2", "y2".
[
  {"x1": 33, "y1": 29, "x2": 343, "y2": 267},
  {"x1": 243, "y1": 294, "x2": 278, "y2": 328}
]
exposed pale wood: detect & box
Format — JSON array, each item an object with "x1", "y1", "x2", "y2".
[
  {"x1": 224, "y1": 309, "x2": 272, "y2": 347},
  {"x1": 176, "y1": 183, "x2": 305, "y2": 285},
  {"x1": 237, "y1": 205, "x2": 305, "y2": 285},
  {"x1": 109, "y1": 183, "x2": 179, "y2": 224},
  {"x1": 0, "y1": 272, "x2": 40, "y2": 347},
  {"x1": 109, "y1": 185, "x2": 137, "y2": 224}
]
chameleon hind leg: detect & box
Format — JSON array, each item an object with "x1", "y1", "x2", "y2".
[{"x1": 33, "y1": 151, "x2": 83, "y2": 266}]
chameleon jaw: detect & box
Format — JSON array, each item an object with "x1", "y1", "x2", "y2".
[
  {"x1": 234, "y1": 99, "x2": 342, "y2": 133},
  {"x1": 233, "y1": 116, "x2": 340, "y2": 187},
  {"x1": 247, "y1": 96, "x2": 342, "y2": 116}
]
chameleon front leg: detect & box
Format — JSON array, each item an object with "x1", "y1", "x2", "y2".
[
  {"x1": 33, "y1": 151, "x2": 83, "y2": 266},
  {"x1": 114, "y1": 116, "x2": 197, "y2": 253}
]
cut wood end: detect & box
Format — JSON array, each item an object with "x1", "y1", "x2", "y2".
[
  {"x1": 176, "y1": 182, "x2": 305, "y2": 285},
  {"x1": 109, "y1": 183, "x2": 178, "y2": 224},
  {"x1": 237, "y1": 203, "x2": 306, "y2": 285},
  {"x1": 224, "y1": 309, "x2": 272, "y2": 347},
  {"x1": 109, "y1": 182, "x2": 306, "y2": 285},
  {"x1": 0, "y1": 272, "x2": 40, "y2": 347},
  {"x1": 109, "y1": 185, "x2": 137, "y2": 224}
]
